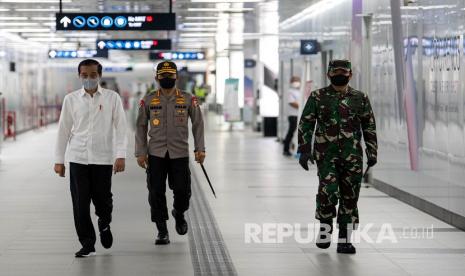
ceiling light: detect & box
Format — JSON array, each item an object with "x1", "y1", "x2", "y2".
[
  {"x1": 182, "y1": 28, "x2": 218, "y2": 32},
  {"x1": 0, "y1": 17, "x2": 28, "y2": 20},
  {"x1": 280, "y1": 0, "x2": 345, "y2": 30},
  {"x1": 15, "y1": 8, "x2": 80, "y2": 12},
  {"x1": 20, "y1": 33, "x2": 57, "y2": 37},
  {"x1": 2, "y1": 28, "x2": 51, "y2": 32},
  {"x1": 180, "y1": 33, "x2": 216, "y2": 37},
  {"x1": 28, "y1": 37, "x2": 67, "y2": 42},
  {"x1": 183, "y1": 22, "x2": 217, "y2": 26},
  {"x1": 185, "y1": 17, "x2": 220, "y2": 20},
  {"x1": 188, "y1": 8, "x2": 253, "y2": 12},
  {"x1": 402, "y1": 5, "x2": 456, "y2": 10},
  {"x1": 191, "y1": 0, "x2": 262, "y2": 2},
  {"x1": 31, "y1": 17, "x2": 56, "y2": 20},
  {"x1": 0, "y1": 0, "x2": 71, "y2": 2},
  {"x1": 0, "y1": 22, "x2": 37, "y2": 26}
]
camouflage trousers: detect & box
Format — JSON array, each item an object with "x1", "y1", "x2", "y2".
[{"x1": 315, "y1": 156, "x2": 363, "y2": 229}]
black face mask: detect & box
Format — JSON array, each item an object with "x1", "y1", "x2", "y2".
[
  {"x1": 159, "y1": 78, "x2": 176, "y2": 89},
  {"x1": 329, "y1": 75, "x2": 350, "y2": 86}
]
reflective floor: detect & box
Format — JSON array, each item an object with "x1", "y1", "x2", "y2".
[{"x1": 1, "y1": 114, "x2": 465, "y2": 276}]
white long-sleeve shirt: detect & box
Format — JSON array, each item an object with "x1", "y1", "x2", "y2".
[{"x1": 54, "y1": 86, "x2": 128, "y2": 165}]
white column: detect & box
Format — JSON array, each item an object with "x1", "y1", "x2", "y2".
[
  {"x1": 215, "y1": 3, "x2": 230, "y2": 105},
  {"x1": 256, "y1": 0, "x2": 279, "y2": 117},
  {"x1": 229, "y1": 3, "x2": 245, "y2": 108}
]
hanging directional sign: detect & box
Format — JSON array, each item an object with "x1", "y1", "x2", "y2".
[
  {"x1": 56, "y1": 13, "x2": 176, "y2": 31},
  {"x1": 104, "y1": 66, "x2": 133, "y2": 72},
  {"x1": 149, "y1": 51, "x2": 205, "y2": 60},
  {"x1": 244, "y1": 59, "x2": 256, "y2": 68},
  {"x1": 97, "y1": 39, "x2": 171, "y2": 51},
  {"x1": 300, "y1": 40, "x2": 320, "y2": 55},
  {"x1": 48, "y1": 49, "x2": 108, "y2": 59}
]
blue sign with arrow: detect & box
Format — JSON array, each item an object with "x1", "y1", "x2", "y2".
[
  {"x1": 56, "y1": 13, "x2": 175, "y2": 31},
  {"x1": 97, "y1": 39, "x2": 172, "y2": 51}
]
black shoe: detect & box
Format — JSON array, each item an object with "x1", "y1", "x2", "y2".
[
  {"x1": 337, "y1": 242, "x2": 356, "y2": 254},
  {"x1": 172, "y1": 209, "x2": 188, "y2": 235},
  {"x1": 155, "y1": 221, "x2": 170, "y2": 245},
  {"x1": 155, "y1": 232, "x2": 170, "y2": 245},
  {"x1": 75, "y1": 247, "x2": 96, "y2": 258},
  {"x1": 316, "y1": 220, "x2": 333, "y2": 249},
  {"x1": 283, "y1": 151, "x2": 292, "y2": 157},
  {"x1": 336, "y1": 225, "x2": 356, "y2": 254},
  {"x1": 99, "y1": 225, "x2": 113, "y2": 249}
]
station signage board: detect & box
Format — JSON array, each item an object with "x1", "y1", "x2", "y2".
[
  {"x1": 56, "y1": 13, "x2": 176, "y2": 31},
  {"x1": 48, "y1": 49, "x2": 108, "y2": 59},
  {"x1": 244, "y1": 59, "x2": 256, "y2": 68},
  {"x1": 300, "y1": 40, "x2": 320, "y2": 55},
  {"x1": 149, "y1": 51, "x2": 205, "y2": 60},
  {"x1": 97, "y1": 39, "x2": 172, "y2": 51}
]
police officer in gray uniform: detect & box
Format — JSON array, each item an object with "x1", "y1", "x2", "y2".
[{"x1": 135, "y1": 61, "x2": 206, "y2": 245}]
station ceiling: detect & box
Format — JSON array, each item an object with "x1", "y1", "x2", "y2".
[{"x1": 0, "y1": 0, "x2": 319, "y2": 61}]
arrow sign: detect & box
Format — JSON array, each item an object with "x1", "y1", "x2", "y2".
[
  {"x1": 56, "y1": 13, "x2": 175, "y2": 31},
  {"x1": 305, "y1": 43, "x2": 313, "y2": 51},
  {"x1": 300, "y1": 39, "x2": 319, "y2": 55},
  {"x1": 49, "y1": 50, "x2": 57, "y2": 58},
  {"x1": 60, "y1": 16, "x2": 71, "y2": 28},
  {"x1": 97, "y1": 41, "x2": 106, "y2": 49}
]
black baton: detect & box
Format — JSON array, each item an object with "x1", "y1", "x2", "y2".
[
  {"x1": 363, "y1": 165, "x2": 371, "y2": 179},
  {"x1": 200, "y1": 164, "x2": 217, "y2": 198}
]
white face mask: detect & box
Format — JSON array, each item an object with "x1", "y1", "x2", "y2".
[
  {"x1": 291, "y1": 81, "x2": 301, "y2": 89},
  {"x1": 81, "y1": 78, "x2": 100, "y2": 90}
]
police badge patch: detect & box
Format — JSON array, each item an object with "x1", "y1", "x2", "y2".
[{"x1": 192, "y1": 96, "x2": 199, "y2": 107}]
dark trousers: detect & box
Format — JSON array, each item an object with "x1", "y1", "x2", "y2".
[
  {"x1": 69, "y1": 162, "x2": 113, "y2": 249},
  {"x1": 147, "y1": 153, "x2": 191, "y2": 222},
  {"x1": 283, "y1": 116, "x2": 298, "y2": 152}
]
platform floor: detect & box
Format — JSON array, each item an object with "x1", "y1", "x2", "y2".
[{"x1": 1, "y1": 118, "x2": 465, "y2": 276}]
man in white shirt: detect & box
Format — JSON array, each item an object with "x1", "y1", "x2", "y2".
[
  {"x1": 54, "y1": 59, "x2": 128, "y2": 258},
  {"x1": 283, "y1": 76, "x2": 301, "y2": 156}
]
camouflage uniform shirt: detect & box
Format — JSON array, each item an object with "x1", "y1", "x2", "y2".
[{"x1": 298, "y1": 85, "x2": 377, "y2": 163}]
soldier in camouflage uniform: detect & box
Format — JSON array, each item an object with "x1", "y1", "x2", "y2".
[{"x1": 298, "y1": 60, "x2": 377, "y2": 254}]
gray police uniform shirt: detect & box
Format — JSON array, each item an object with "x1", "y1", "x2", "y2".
[{"x1": 135, "y1": 89, "x2": 205, "y2": 159}]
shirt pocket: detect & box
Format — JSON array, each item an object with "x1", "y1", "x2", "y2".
[
  {"x1": 150, "y1": 106, "x2": 163, "y2": 128},
  {"x1": 174, "y1": 107, "x2": 188, "y2": 127}
]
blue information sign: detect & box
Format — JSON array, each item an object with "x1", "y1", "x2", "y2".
[{"x1": 57, "y1": 13, "x2": 175, "y2": 31}]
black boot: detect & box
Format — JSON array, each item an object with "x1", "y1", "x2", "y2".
[
  {"x1": 337, "y1": 226, "x2": 356, "y2": 254},
  {"x1": 172, "y1": 209, "x2": 188, "y2": 235},
  {"x1": 155, "y1": 221, "x2": 170, "y2": 245},
  {"x1": 316, "y1": 219, "x2": 333, "y2": 249}
]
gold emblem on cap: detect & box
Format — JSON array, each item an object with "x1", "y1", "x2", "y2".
[
  {"x1": 152, "y1": 118, "x2": 160, "y2": 126},
  {"x1": 163, "y1": 62, "x2": 169, "y2": 66}
]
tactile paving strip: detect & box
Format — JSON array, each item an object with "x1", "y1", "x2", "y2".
[{"x1": 186, "y1": 164, "x2": 237, "y2": 276}]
